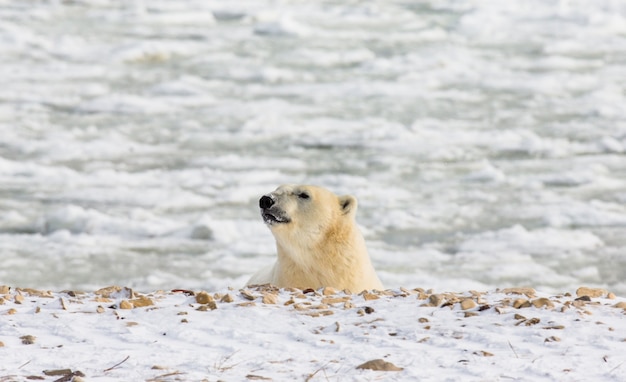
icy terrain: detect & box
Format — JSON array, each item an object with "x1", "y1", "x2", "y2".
[{"x1": 1, "y1": 0, "x2": 625, "y2": 294}]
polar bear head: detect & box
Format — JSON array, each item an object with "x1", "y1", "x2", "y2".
[{"x1": 259, "y1": 184, "x2": 357, "y2": 244}]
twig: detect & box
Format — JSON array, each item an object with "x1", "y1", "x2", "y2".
[
  {"x1": 609, "y1": 361, "x2": 624, "y2": 374},
  {"x1": 104, "y1": 355, "x2": 130, "y2": 372},
  {"x1": 508, "y1": 340, "x2": 519, "y2": 359},
  {"x1": 18, "y1": 360, "x2": 31, "y2": 369}
]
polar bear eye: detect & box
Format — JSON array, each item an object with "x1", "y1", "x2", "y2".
[{"x1": 298, "y1": 192, "x2": 310, "y2": 200}]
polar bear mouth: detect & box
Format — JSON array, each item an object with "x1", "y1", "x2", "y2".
[{"x1": 262, "y1": 211, "x2": 290, "y2": 225}]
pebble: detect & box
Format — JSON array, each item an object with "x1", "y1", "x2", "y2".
[
  {"x1": 460, "y1": 299, "x2": 477, "y2": 310},
  {"x1": 262, "y1": 293, "x2": 278, "y2": 305},
  {"x1": 356, "y1": 359, "x2": 403, "y2": 371},
  {"x1": 576, "y1": 287, "x2": 607, "y2": 298},
  {"x1": 131, "y1": 296, "x2": 155, "y2": 308},
  {"x1": 195, "y1": 292, "x2": 214, "y2": 305},
  {"x1": 220, "y1": 294, "x2": 234, "y2": 303},
  {"x1": 502, "y1": 287, "x2": 536, "y2": 298},
  {"x1": 531, "y1": 298, "x2": 555, "y2": 309},
  {"x1": 613, "y1": 302, "x2": 626, "y2": 311},
  {"x1": 0, "y1": 285, "x2": 10, "y2": 294},
  {"x1": 119, "y1": 300, "x2": 133, "y2": 310},
  {"x1": 322, "y1": 287, "x2": 337, "y2": 296},
  {"x1": 513, "y1": 299, "x2": 531, "y2": 309}
]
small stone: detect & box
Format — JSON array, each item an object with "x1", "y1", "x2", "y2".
[
  {"x1": 119, "y1": 300, "x2": 133, "y2": 309},
  {"x1": 43, "y1": 369, "x2": 72, "y2": 376},
  {"x1": 501, "y1": 287, "x2": 536, "y2": 298},
  {"x1": 545, "y1": 336, "x2": 561, "y2": 342},
  {"x1": 473, "y1": 350, "x2": 494, "y2": 357},
  {"x1": 362, "y1": 293, "x2": 379, "y2": 301},
  {"x1": 131, "y1": 296, "x2": 154, "y2": 308},
  {"x1": 95, "y1": 286, "x2": 134, "y2": 299},
  {"x1": 195, "y1": 292, "x2": 214, "y2": 305},
  {"x1": 531, "y1": 298, "x2": 555, "y2": 309},
  {"x1": 21, "y1": 335, "x2": 36, "y2": 345},
  {"x1": 356, "y1": 359, "x2": 403, "y2": 371},
  {"x1": 322, "y1": 287, "x2": 337, "y2": 296},
  {"x1": 464, "y1": 312, "x2": 478, "y2": 318},
  {"x1": 513, "y1": 299, "x2": 531, "y2": 309},
  {"x1": 96, "y1": 306, "x2": 105, "y2": 314},
  {"x1": 0, "y1": 285, "x2": 10, "y2": 294},
  {"x1": 607, "y1": 292, "x2": 616, "y2": 300},
  {"x1": 262, "y1": 293, "x2": 278, "y2": 304},
  {"x1": 0, "y1": 341, "x2": 4, "y2": 347},
  {"x1": 343, "y1": 301, "x2": 355, "y2": 309},
  {"x1": 322, "y1": 296, "x2": 351, "y2": 305},
  {"x1": 426, "y1": 294, "x2": 444, "y2": 307},
  {"x1": 7, "y1": 308, "x2": 17, "y2": 315},
  {"x1": 613, "y1": 302, "x2": 626, "y2": 310},
  {"x1": 460, "y1": 299, "x2": 477, "y2": 310},
  {"x1": 220, "y1": 294, "x2": 234, "y2": 303},
  {"x1": 14, "y1": 294, "x2": 24, "y2": 304},
  {"x1": 364, "y1": 306, "x2": 375, "y2": 314},
  {"x1": 240, "y1": 290, "x2": 256, "y2": 301},
  {"x1": 418, "y1": 317, "x2": 429, "y2": 323},
  {"x1": 576, "y1": 287, "x2": 607, "y2": 298},
  {"x1": 514, "y1": 314, "x2": 526, "y2": 320}
]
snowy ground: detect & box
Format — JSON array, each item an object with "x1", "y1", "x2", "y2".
[{"x1": 1, "y1": 285, "x2": 625, "y2": 381}]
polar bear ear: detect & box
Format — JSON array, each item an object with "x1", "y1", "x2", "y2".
[{"x1": 339, "y1": 195, "x2": 358, "y2": 216}]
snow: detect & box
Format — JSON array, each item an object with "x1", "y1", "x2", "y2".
[{"x1": 1, "y1": 286, "x2": 624, "y2": 381}]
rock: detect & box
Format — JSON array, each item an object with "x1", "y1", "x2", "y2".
[
  {"x1": 220, "y1": 294, "x2": 234, "y2": 303},
  {"x1": 362, "y1": 292, "x2": 379, "y2": 301},
  {"x1": 613, "y1": 302, "x2": 626, "y2": 310},
  {"x1": 460, "y1": 299, "x2": 477, "y2": 310},
  {"x1": 426, "y1": 294, "x2": 444, "y2": 307},
  {"x1": 513, "y1": 299, "x2": 531, "y2": 309},
  {"x1": 0, "y1": 285, "x2": 10, "y2": 294},
  {"x1": 322, "y1": 287, "x2": 337, "y2": 296},
  {"x1": 96, "y1": 306, "x2": 105, "y2": 314},
  {"x1": 531, "y1": 298, "x2": 555, "y2": 309},
  {"x1": 195, "y1": 292, "x2": 214, "y2": 305},
  {"x1": 473, "y1": 350, "x2": 494, "y2": 357},
  {"x1": 14, "y1": 294, "x2": 24, "y2": 304},
  {"x1": 576, "y1": 287, "x2": 607, "y2": 298},
  {"x1": 262, "y1": 293, "x2": 278, "y2": 304},
  {"x1": 20, "y1": 335, "x2": 36, "y2": 345},
  {"x1": 7, "y1": 308, "x2": 17, "y2": 315},
  {"x1": 240, "y1": 290, "x2": 256, "y2": 301},
  {"x1": 131, "y1": 296, "x2": 154, "y2": 308},
  {"x1": 607, "y1": 292, "x2": 616, "y2": 300},
  {"x1": 16, "y1": 288, "x2": 53, "y2": 298},
  {"x1": 119, "y1": 300, "x2": 133, "y2": 309},
  {"x1": 95, "y1": 286, "x2": 134, "y2": 299},
  {"x1": 356, "y1": 359, "x2": 403, "y2": 371},
  {"x1": 502, "y1": 287, "x2": 536, "y2": 298},
  {"x1": 322, "y1": 296, "x2": 351, "y2": 305},
  {"x1": 0, "y1": 341, "x2": 4, "y2": 347}
]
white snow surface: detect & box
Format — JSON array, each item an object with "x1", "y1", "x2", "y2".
[
  {"x1": 1, "y1": 1, "x2": 626, "y2": 294},
  {"x1": 0, "y1": 286, "x2": 625, "y2": 381}
]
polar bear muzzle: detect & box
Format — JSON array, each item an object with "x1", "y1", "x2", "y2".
[{"x1": 259, "y1": 195, "x2": 291, "y2": 225}]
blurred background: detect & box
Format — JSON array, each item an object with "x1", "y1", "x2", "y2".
[{"x1": 1, "y1": 0, "x2": 625, "y2": 294}]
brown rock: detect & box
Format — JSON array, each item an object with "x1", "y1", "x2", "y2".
[
  {"x1": 362, "y1": 293, "x2": 380, "y2": 301},
  {"x1": 16, "y1": 288, "x2": 53, "y2": 298},
  {"x1": 119, "y1": 300, "x2": 133, "y2": 309},
  {"x1": 131, "y1": 296, "x2": 154, "y2": 308},
  {"x1": 0, "y1": 341, "x2": 4, "y2": 347},
  {"x1": 20, "y1": 335, "x2": 36, "y2": 345},
  {"x1": 513, "y1": 299, "x2": 531, "y2": 309},
  {"x1": 262, "y1": 293, "x2": 278, "y2": 305},
  {"x1": 14, "y1": 294, "x2": 25, "y2": 304},
  {"x1": 240, "y1": 290, "x2": 256, "y2": 301},
  {"x1": 613, "y1": 302, "x2": 626, "y2": 310},
  {"x1": 322, "y1": 296, "x2": 351, "y2": 305},
  {"x1": 220, "y1": 294, "x2": 234, "y2": 303},
  {"x1": 502, "y1": 287, "x2": 536, "y2": 298},
  {"x1": 0, "y1": 285, "x2": 10, "y2": 294},
  {"x1": 356, "y1": 359, "x2": 403, "y2": 371},
  {"x1": 426, "y1": 294, "x2": 444, "y2": 307},
  {"x1": 576, "y1": 287, "x2": 607, "y2": 298},
  {"x1": 531, "y1": 298, "x2": 555, "y2": 309},
  {"x1": 322, "y1": 287, "x2": 337, "y2": 296},
  {"x1": 7, "y1": 308, "x2": 17, "y2": 315},
  {"x1": 95, "y1": 286, "x2": 134, "y2": 299},
  {"x1": 195, "y1": 292, "x2": 214, "y2": 305},
  {"x1": 96, "y1": 306, "x2": 105, "y2": 314},
  {"x1": 607, "y1": 292, "x2": 616, "y2": 300},
  {"x1": 460, "y1": 299, "x2": 477, "y2": 310}
]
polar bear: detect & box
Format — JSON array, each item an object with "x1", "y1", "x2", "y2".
[{"x1": 247, "y1": 184, "x2": 383, "y2": 292}]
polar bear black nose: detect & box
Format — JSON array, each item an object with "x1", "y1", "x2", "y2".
[{"x1": 259, "y1": 195, "x2": 274, "y2": 209}]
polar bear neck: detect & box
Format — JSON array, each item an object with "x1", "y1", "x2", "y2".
[{"x1": 272, "y1": 221, "x2": 371, "y2": 291}]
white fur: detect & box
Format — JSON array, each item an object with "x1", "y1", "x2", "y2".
[{"x1": 248, "y1": 184, "x2": 383, "y2": 292}]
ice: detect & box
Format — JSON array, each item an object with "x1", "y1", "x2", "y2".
[{"x1": 0, "y1": 0, "x2": 625, "y2": 297}]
